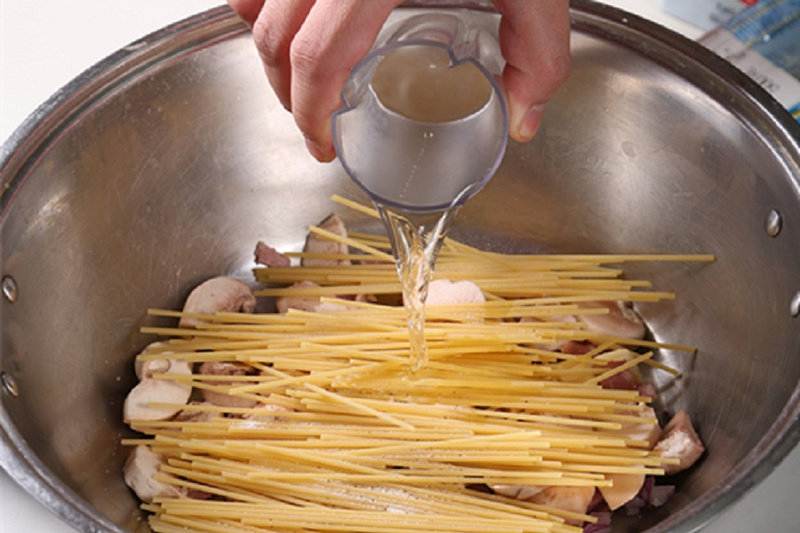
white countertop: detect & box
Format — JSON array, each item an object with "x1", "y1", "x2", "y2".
[{"x1": 1, "y1": 1, "x2": 798, "y2": 532}]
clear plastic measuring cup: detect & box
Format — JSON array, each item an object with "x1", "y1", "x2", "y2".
[{"x1": 332, "y1": 12, "x2": 508, "y2": 213}]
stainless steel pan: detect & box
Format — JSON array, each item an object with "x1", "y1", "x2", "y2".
[{"x1": 1, "y1": 2, "x2": 799, "y2": 532}]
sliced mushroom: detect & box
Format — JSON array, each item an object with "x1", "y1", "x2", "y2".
[
  {"x1": 138, "y1": 357, "x2": 191, "y2": 383},
  {"x1": 133, "y1": 341, "x2": 173, "y2": 380},
  {"x1": 123, "y1": 359, "x2": 192, "y2": 424},
  {"x1": 198, "y1": 361, "x2": 260, "y2": 408},
  {"x1": 491, "y1": 484, "x2": 595, "y2": 522},
  {"x1": 599, "y1": 473, "x2": 646, "y2": 511},
  {"x1": 179, "y1": 276, "x2": 256, "y2": 328},
  {"x1": 302, "y1": 214, "x2": 350, "y2": 266},
  {"x1": 490, "y1": 484, "x2": 545, "y2": 501},
  {"x1": 528, "y1": 486, "x2": 597, "y2": 523},
  {"x1": 620, "y1": 405, "x2": 662, "y2": 449},
  {"x1": 653, "y1": 409, "x2": 705, "y2": 474},
  {"x1": 576, "y1": 301, "x2": 646, "y2": 340},
  {"x1": 425, "y1": 279, "x2": 485, "y2": 306},
  {"x1": 123, "y1": 445, "x2": 183, "y2": 503},
  {"x1": 254, "y1": 241, "x2": 290, "y2": 267},
  {"x1": 275, "y1": 280, "x2": 365, "y2": 314},
  {"x1": 173, "y1": 401, "x2": 217, "y2": 423},
  {"x1": 275, "y1": 280, "x2": 324, "y2": 313}
]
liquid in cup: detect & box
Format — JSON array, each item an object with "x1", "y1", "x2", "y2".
[{"x1": 333, "y1": 41, "x2": 507, "y2": 212}]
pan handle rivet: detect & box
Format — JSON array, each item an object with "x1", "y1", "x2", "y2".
[
  {"x1": 765, "y1": 209, "x2": 782, "y2": 237},
  {"x1": 791, "y1": 290, "x2": 800, "y2": 318},
  {"x1": 1, "y1": 275, "x2": 18, "y2": 303},
  {"x1": 1, "y1": 372, "x2": 19, "y2": 397}
]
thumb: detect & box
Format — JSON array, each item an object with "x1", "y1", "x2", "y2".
[
  {"x1": 227, "y1": 0, "x2": 266, "y2": 27},
  {"x1": 492, "y1": 0, "x2": 572, "y2": 142}
]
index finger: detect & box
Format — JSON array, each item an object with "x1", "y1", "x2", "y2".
[{"x1": 288, "y1": 0, "x2": 401, "y2": 161}]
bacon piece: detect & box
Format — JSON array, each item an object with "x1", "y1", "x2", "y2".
[
  {"x1": 638, "y1": 381, "x2": 656, "y2": 399},
  {"x1": 254, "y1": 241, "x2": 290, "y2": 267},
  {"x1": 198, "y1": 361, "x2": 260, "y2": 408},
  {"x1": 302, "y1": 214, "x2": 350, "y2": 266},
  {"x1": 560, "y1": 340, "x2": 596, "y2": 355},
  {"x1": 599, "y1": 362, "x2": 640, "y2": 390},
  {"x1": 594, "y1": 350, "x2": 643, "y2": 390},
  {"x1": 653, "y1": 410, "x2": 705, "y2": 474}
]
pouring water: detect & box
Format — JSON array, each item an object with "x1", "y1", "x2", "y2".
[{"x1": 332, "y1": 13, "x2": 508, "y2": 372}]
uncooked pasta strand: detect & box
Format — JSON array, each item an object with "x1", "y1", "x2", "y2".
[
  {"x1": 126, "y1": 201, "x2": 715, "y2": 532},
  {"x1": 308, "y1": 225, "x2": 394, "y2": 261}
]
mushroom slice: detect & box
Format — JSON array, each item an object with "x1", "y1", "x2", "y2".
[
  {"x1": 179, "y1": 276, "x2": 256, "y2": 328},
  {"x1": 133, "y1": 341, "x2": 173, "y2": 380},
  {"x1": 620, "y1": 405, "x2": 662, "y2": 449},
  {"x1": 254, "y1": 241, "x2": 290, "y2": 267},
  {"x1": 653, "y1": 409, "x2": 705, "y2": 474},
  {"x1": 173, "y1": 401, "x2": 217, "y2": 423},
  {"x1": 123, "y1": 359, "x2": 192, "y2": 424},
  {"x1": 139, "y1": 357, "x2": 191, "y2": 381},
  {"x1": 275, "y1": 280, "x2": 324, "y2": 313},
  {"x1": 576, "y1": 301, "x2": 646, "y2": 339},
  {"x1": 490, "y1": 484, "x2": 545, "y2": 501},
  {"x1": 599, "y1": 473, "x2": 646, "y2": 511},
  {"x1": 529, "y1": 486, "x2": 596, "y2": 523},
  {"x1": 123, "y1": 446, "x2": 183, "y2": 503},
  {"x1": 198, "y1": 361, "x2": 260, "y2": 408},
  {"x1": 491, "y1": 484, "x2": 595, "y2": 522},
  {"x1": 275, "y1": 280, "x2": 363, "y2": 314},
  {"x1": 302, "y1": 214, "x2": 350, "y2": 266}
]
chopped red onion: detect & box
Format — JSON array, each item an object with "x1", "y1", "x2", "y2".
[{"x1": 649, "y1": 485, "x2": 676, "y2": 507}]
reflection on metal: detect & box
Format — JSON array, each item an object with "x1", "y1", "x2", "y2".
[
  {"x1": 766, "y1": 209, "x2": 783, "y2": 237},
  {"x1": 1, "y1": 372, "x2": 18, "y2": 397},
  {"x1": 1, "y1": 275, "x2": 17, "y2": 303}
]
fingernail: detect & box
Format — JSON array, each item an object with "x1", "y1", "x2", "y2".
[
  {"x1": 304, "y1": 137, "x2": 324, "y2": 160},
  {"x1": 304, "y1": 137, "x2": 335, "y2": 162},
  {"x1": 512, "y1": 104, "x2": 545, "y2": 142}
]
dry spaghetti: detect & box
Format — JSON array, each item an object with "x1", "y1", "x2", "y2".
[{"x1": 122, "y1": 198, "x2": 712, "y2": 532}]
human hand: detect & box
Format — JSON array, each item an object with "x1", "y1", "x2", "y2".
[{"x1": 227, "y1": 0, "x2": 572, "y2": 162}]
